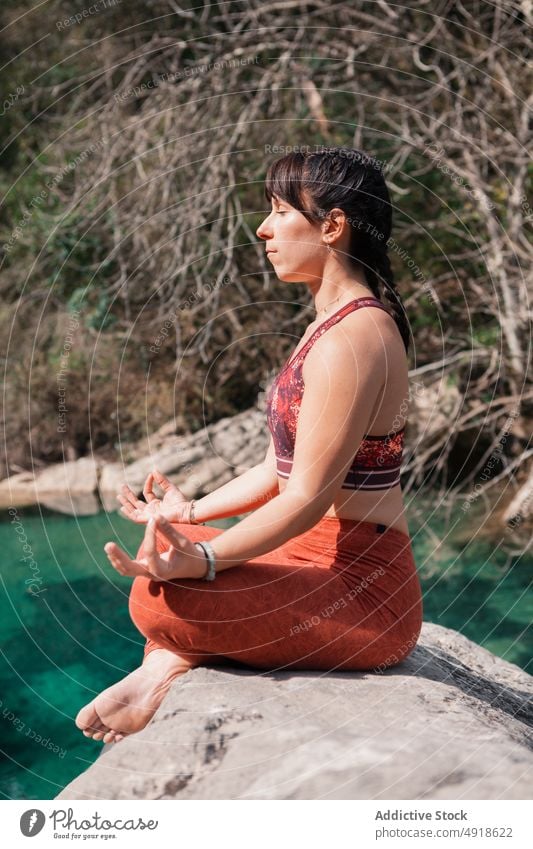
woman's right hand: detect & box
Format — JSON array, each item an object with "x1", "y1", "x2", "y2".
[{"x1": 116, "y1": 469, "x2": 192, "y2": 524}]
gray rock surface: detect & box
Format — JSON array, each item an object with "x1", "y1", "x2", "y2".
[
  {"x1": 57, "y1": 623, "x2": 532, "y2": 800},
  {"x1": 0, "y1": 458, "x2": 100, "y2": 514},
  {"x1": 97, "y1": 407, "x2": 269, "y2": 510}
]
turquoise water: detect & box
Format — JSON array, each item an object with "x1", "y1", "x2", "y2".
[{"x1": 0, "y1": 502, "x2": 531, "y2": 800}]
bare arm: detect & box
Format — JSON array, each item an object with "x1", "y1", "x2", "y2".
[{"x1": 192, "y1": 436, "x2": 279, "y2": 523}]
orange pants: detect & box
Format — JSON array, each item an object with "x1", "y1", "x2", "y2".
[{"x1": 128, "y1": 516, "x2": 423, "y2": 672}]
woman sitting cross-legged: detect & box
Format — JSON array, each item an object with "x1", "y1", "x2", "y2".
[{"x1": 75, "y1": 146, "x2": 423, "y2": 745}]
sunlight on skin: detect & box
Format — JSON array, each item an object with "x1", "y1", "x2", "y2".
[
  {"x1": 104, "y1": 539, "x2": 154, "y2": 578},
  {"x1": 104, "y1": 516, "x2": 206, "y2": 581},
  {"x1": 115, "y1": 469, "x2": 191, "y2": 524},
  {"x1": 104, "y1": 517, "x2": 177, "y2": 580},
  {"x1": 82, "y1": 725, "x2": 127, "y2": 744}
]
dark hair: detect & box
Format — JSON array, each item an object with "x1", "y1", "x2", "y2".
[{"x1": 264, "y1": 146, "x2": 411, "y2": 354}]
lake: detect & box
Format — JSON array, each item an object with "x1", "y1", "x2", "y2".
[{"x1": 0, "y1": 500, "x2": 531, "y2": 799}]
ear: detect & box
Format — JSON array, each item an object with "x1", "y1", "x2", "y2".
[{"x1": 322, "y1": 207, "x2": 347, "y2": 240}]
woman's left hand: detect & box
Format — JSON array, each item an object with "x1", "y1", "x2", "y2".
[{"x1": 104, "y1": 516, "x2": 207, "y2": 582}]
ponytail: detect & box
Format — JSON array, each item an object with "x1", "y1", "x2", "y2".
[
  {"x1": 354, "y1": 238, "x2": 410, "y2": 355},
  {"x1": 368, "y1": 249, "x2": 411, "y2": 354}
]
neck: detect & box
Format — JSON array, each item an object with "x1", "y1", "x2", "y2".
[
  {"x1": 309, "y1": 256, "x2": 374, "y2": 317},
  {"x1": 313, "y1": 282, "x2": 374, "y2": 319}
]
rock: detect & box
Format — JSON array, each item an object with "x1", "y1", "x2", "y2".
[
  {"x1": 0, "y1": 459, "x2": 101, "y2": 514},
  {"x1": 97, "y1": 463, "x2": 128, "y2": 512},
  {"x1": 0, "y1": 407, "x2": 270, "y2": 514},
  {"x1": 35, "y1": 457, "x2": 99, "y2": 494},
  {"x1": 35, "y1": 458, "x2": 101, "y2": 515},
  {"x1": 502, "y1": 463, "x2": 533, "y2": 525},
  {"x1": 97, "y1": 408, "x2": 269, "y2": 507},
  {"x1": 0, "y1": 471, "x2": 38, "y2": 510},
  {"x1": 38, "y1": 491, "x2": 101, "y2": 515},
  {"x1": 56, "y1": 623, "x2": 532, "y2": 800}
]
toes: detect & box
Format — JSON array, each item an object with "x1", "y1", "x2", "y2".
[
  {"x1": 80, "y1": 717, "x2": 128, "y2": 744},
  {"x1": 102, "y1": 728, "x2": 130, "y2": 744},
  {"x1": 102, "y1": 730, "x2": 118, "y2": 744},
  {"x1": 77, "y1": 706, "x2": 112, "y2": 740},
  {"x1": 90, "y1": 728, "x2": 111, "y2": 741},
  {"x1": 82, "y1": 720, "x2": 110, "y2": 738}
]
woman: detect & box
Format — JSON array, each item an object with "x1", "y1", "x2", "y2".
[{"x1": 76, "y1": 147, "x2": 423, "y2": 745}]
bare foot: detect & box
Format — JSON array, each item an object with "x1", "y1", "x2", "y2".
[{"x1": 75, "y1": 649, "x2": 191, "y2": 744}]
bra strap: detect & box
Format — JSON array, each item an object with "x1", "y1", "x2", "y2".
[{"x1": 289, "y1": 297, "x2": 390, "y2": 368}]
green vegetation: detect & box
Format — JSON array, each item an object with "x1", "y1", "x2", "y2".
[{"x1": 0, "y1": 1, "x2": 530, "y2": 491}]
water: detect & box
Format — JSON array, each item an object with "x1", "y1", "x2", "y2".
[{"x1": 0, "y1": 502, "x2": 531, "y2": 799}]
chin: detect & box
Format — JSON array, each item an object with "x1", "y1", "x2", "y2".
[{"x1": 276, "y1": 269, "x2": 306, "y2": 283}]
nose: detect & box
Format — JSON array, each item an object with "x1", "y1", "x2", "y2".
[{"x1": 256, "y1": 211, "x2": 273, "y2": 241}]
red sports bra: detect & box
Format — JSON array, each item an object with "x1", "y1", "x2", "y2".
[{"x1": 265, "y1": 297, "x2": 405, "y2": 491}]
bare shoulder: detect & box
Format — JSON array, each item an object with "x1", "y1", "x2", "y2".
[
  {"x1": 300, "y1": 307, "x2": 408, "y2": 435},
  {"x1": 303, "y1": 306, "x2": 399, "y2": 373}
]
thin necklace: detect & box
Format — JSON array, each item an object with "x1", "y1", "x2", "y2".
[
  {"x1": 315, "y1": 285, "x2": 376, "y2": 319},
  {"x1": 284, "y1": 290, "x2": 370, "y2": 372}
]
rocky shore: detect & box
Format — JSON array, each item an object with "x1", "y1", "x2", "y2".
[{"x1": 0, "y1": 407, "x2": 269, "y2": 515}]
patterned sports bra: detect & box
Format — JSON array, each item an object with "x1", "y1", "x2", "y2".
[{"x1": 265, "y1": 297, "x2": 405, "y2": 491}]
